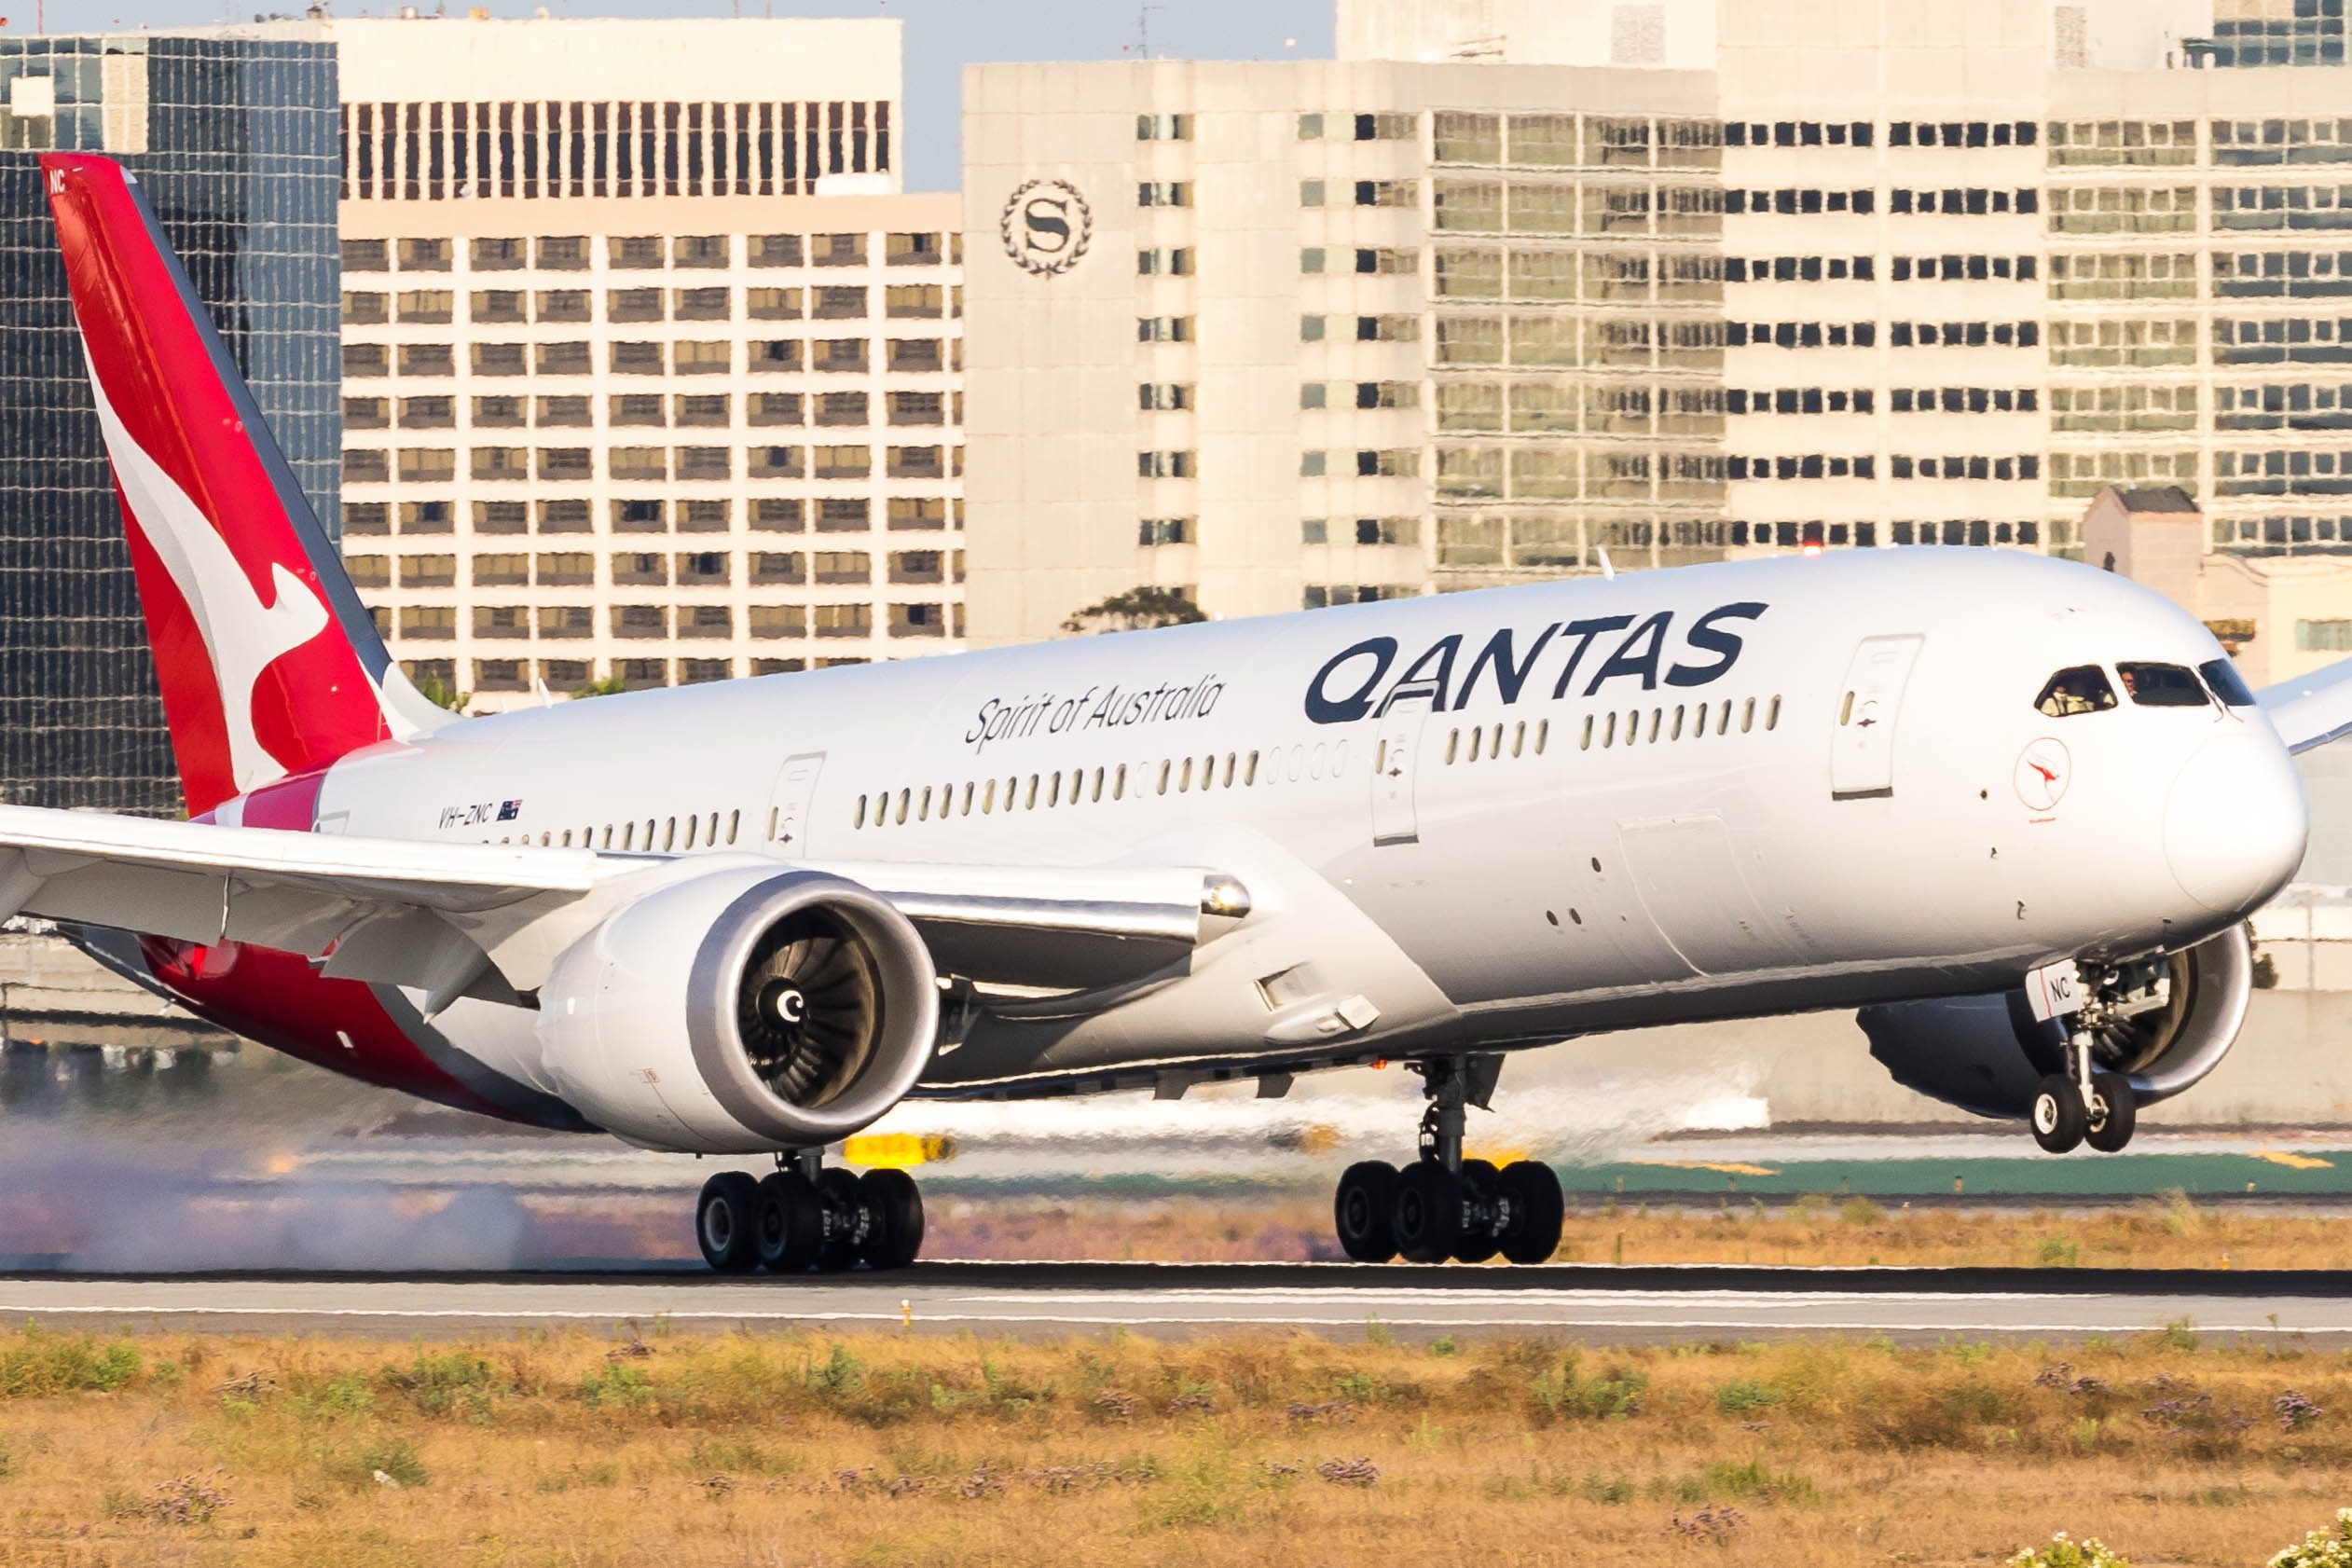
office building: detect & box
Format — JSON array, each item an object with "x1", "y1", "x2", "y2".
[
  {"x1": 0, "y1": 30, "x2": 340, "y2": 810},
  {"x1": 961, "y1": 0, "x2": 2352, "y2": 645},
  {"x1": 332, "y1": 18, "x2": 963, "y2": 708}
]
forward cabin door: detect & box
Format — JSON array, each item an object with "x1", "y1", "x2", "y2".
[
  {"x1": 1370, "y1": 693, "x2": 1434, "y2": 846},
  {"x1": 1830, "y1": 634, "x2": 1925, "y2": 801},
  {"x1": 767, "y1": 750, "x2": 826, "y2": 855}
]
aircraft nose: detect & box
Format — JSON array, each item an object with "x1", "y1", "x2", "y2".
[{"x1": 2164, "y1": 728, "x2": 2309, "y2": 915}]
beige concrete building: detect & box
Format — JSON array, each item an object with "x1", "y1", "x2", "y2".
[
  {"x1": 332, "y1": 17, "x2": 963, "y2": 708},
  {"x1": 961, "y1": 0, "x2": 2352, "y2": 646}
]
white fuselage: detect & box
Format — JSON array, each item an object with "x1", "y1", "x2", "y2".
[{"x1": 289, "y1": 549, "x2": 2304, "y2": 1104}]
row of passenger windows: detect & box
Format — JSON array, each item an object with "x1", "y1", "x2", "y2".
[
  {"x1": 1575, "y1": 696, "x2": 1779, "y2": 750},
  {"x1": 494, "y1": 807, "x2": 751, "y2": 852},
  {"x1": 854, "y1": 745, "x2": 1345, "y2": 829}
]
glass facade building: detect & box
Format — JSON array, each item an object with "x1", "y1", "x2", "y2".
[{"x1": 0, "y1": 33, "x2": 338, "y2": 815}]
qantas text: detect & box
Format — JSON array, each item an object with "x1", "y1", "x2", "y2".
[{"x1": 1303, "y1": 602, "x2": 1767, "y2": 724}]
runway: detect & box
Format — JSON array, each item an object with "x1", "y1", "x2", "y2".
[{"x1": 4, "y1": 1261, "x2": 2348, "y2": 1343}]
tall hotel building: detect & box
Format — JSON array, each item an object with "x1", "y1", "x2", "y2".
[
  {"x1": 334, "y1": 18, "x2": 963, "y2": 708},
  {"x1": 962, "y1": 0, "x2": 2352, "y2": 646}
]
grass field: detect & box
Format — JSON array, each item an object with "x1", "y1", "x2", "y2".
[
  {"x1": 933, "y1": 1188, "x2": 2352, "y2": 1271},
  {"x1": 0, "y1": 1321, "x2": 2346, "y2": 1567}
]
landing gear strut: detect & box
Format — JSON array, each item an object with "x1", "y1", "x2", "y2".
[
  {"x1": 2030, "y1": 1015, "x2": 2139, "y2": 1155},
  {"x1": 695, "y1": 1151, "x2": 925, "y2": 1273},
  {"x1": 1332, "y1": 1054, "x2": 1563, "y2": 1266}
]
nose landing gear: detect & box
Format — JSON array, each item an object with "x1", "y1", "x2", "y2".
[
  {"x1": 1330, "y1": 1054, "x2": 1565, "y2": 1265},
  {"x1": 695, "y1": 1152, "x2": 926, "y2": 1273},
  {"x1": 2030, "y1": 1018, "x2": 2139, "y2": 1155}
]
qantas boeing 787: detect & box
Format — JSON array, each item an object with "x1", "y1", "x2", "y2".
[{"x1": 7, "y1": 153, "x2": 2347, "y2": 1272}]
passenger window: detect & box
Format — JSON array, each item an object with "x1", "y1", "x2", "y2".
[
  {"x1": 1115, "y1": 764, "x2": 1129, "y2": 799},
  {"x1": 2200, "y1": 657, "x2": 2257, "y2": 708},
  {"x1": 1511, "y1": 722, "x2": 1525, "y2": 757},
  {"x1": 684, "y1": 816, "x2": 698, "y2": 849},
  {"x1": 727, "y1": 810, "x2": 739, "y2": 844},
  {"x1": 663, "y1": 818, "x2": 677, "y2": 850},
  {"x1": 1244, "y1": 752, "x2": 1258, "y2": 785},
  {"x1": 708, "y1": 811, "x2": 720, "y2": 843},
  {"x1": 1740, "y1": 698, "x2": 1755, "y2": 733},
  {"x1": 1467, "y1": 728, "x2": 1482, "y2": 763},
  {"x1": 1157, "y1": 761, "x2": 1171, "y2": 795},
  {"x1": 2118, "y1": 661, "x2": 2209, "y2": 709},
  {"x1": 622, "y1": 822, "x2": 635, "y2": 850},
  {"x1": 1767, "y1": 695, "x2": 1781, "y2": 730},
  {"x1": 855, "y1": 795, "x2": 867, "y2": 829},
  {"x1": 1025, "y1": 775, "x2": 1040, "y2": 809},
  {"x1": 895, "y1": 790, "x2": 910, "y2": 824},
  {"x1": 1580, "y1": 716, "x2": 1594, "y2": 750},
  {"x1": 1535, "y1": 719, "x2": 1548, "y2": 753},
  {"x1": 1446, "y1": 729, "x2": 1460, "y2": 763},
  {"x1": 1603, "y1": 712, "x2": 1617, "y2": 747},
  {"x1": 2034, "y1": 666, "x2": 2118, "y2": 718}
]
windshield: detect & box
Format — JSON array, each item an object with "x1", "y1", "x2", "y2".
[
  {"x1": 2116, "y1": 661, "x2": 2210, "y2": 708},
  {"x1": 2200, "y1": 657, "x2": 2258, "y2": 708},
  {"x1": 2035, "y1": 666, "x2": 2118, "y2": 718}
]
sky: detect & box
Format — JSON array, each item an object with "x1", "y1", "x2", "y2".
[{"x1": 30, "y1": 0, "x2": 1339, "y2": 190}]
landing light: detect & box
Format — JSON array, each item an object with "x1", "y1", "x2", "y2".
[
  {"x1": 1800, "y1": 541, "x2": 1825, "y2": 558},
  {"x1": 1200, "y1": 874, "x2": 1252, "y2": 918}
]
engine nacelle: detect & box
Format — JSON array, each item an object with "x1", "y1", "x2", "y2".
[
  {"x1": 1856, "y1": 925, "x2": 2252, "y2": 1120},
  {"x1": 538, "y1": 861, "x2": 940, "y2": 1153}
]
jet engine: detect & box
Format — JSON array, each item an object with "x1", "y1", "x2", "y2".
[
  {"x1": 537, "y1": 862, "x2": 940, "y2": 1153},
  {"x1": 1856, "y1": 925, "x2": 2252, "y2": 1120}
]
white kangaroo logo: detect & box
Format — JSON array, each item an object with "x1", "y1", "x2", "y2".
[{"x1": 83, "y1": 354, "x2": 331, "y2": 794}]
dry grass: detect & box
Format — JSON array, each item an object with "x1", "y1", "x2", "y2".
[
  {"x1": 924, "y1": 1188, "x2": 2352, "y2": 1271},
  {"x1": 0, "y1": 1323, "x2": 2345, "y2": 1566}
]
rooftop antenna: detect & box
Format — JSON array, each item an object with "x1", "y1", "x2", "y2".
[{"x1": 1138, "y1": 2, "x2": 1161, "y2": 59}]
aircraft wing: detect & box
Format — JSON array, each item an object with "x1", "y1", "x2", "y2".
[
  {"x1": 2259, "y1": 658, "x2": 2352, "y2": 754},
  {"x1": 0, "y1": 803, "x2": 1244, "y2": 1007}
]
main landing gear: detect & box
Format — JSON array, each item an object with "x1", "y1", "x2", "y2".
[
  {"x1": 695, "y1": 1151, "x2": 926, "y2": 1274},
  {"x1": 2030, "y1": 1026, "x2": 2138, "y2": 1156},
  {"x1": 1332, "y1": 1054, "x2": 1564, "y2": 1266}
]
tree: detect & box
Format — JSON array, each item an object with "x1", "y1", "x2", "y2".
[
  {"x1": 412, "y1": 672, "x2": 470, "y2": 712},
  {"x1": 571, "y1": 674, "x2": 629, "y2": 700},
  {"x1": 1061, "y1": 585, "x2": 1206, "y2": 636}
]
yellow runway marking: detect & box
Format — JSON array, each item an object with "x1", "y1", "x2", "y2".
[
  {"x1": 2252, "y1": 1150, "x2": 2334, "y2": 1171},
  {"x1": 1629, "y1": 1160, "x2": 1780, "y2": 1177}
]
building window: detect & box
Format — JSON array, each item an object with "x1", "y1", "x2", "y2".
[
  {"x1": 1137, "y1": 182, "x2": 1192, "y2": 207},
  {"x1": 1138, "y1": 516, "x2": 1193, "y2": 545},
  {"x1": 1136, "y1": 113, "x2": 1192, "y2": 140}
]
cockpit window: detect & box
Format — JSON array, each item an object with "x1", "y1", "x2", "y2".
[
  {"x1": 2199, "y1": 657, "x2": 2258, "y2": 708},
  {"x1": 2116, "y1": 661, "x2": 2210, "y2": 708},
  {"x1": 2035, "y1": 666, "x2": 2118, "y2": 718}
]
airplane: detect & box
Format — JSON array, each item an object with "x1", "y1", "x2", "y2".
[{"x1": 7, "y1": 150, "x2": 2346, "y2": 1274}]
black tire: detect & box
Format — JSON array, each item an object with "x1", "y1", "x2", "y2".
[
  {"x1": 1334, "y1": 1161, "x2": 1399, "y2": 1262},
  {"x1": 2031, "y1": 1073, "x2": 2086, "y2": 1154},
  {"x1": 858, "y1": 1168, "x2": 926, "y2": 1271},
  {"x1": 815, "y1": 1166, "x2": 866, "y2": 1271},
  {"x1": 2084, "y1": 1072, "x2": 2137, "y2": 1153},
  {"x1": 696, "y1": 1171, "x2": 761, "y2": 1273},
  {"x1": 1495, "y1": 1161, "x2": 1565, "y2": 1265},
  {"x1": 1391, "y1": 1162, "x2": 1465, "y2": 1264},
  {"x1": 754, "y1": 1170, "x2": 823, "y2": 1273},
  {"x1": 1453, "y1": 1159, "x2": 1503, "y2": 1264}
]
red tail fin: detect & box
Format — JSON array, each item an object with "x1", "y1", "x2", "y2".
[{"x1": 41, "y1": 153, "x2": 441, "y2": 816}]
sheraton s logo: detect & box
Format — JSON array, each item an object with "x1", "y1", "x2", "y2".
[
  {"x1": 1304, "y1": 602, "x2": 1768, "y2": 723},
  {"x1": 999, "y1": 178, "x2": 1092, "y2": 276}
]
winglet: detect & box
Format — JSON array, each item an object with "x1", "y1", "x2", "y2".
[{"x1": 41, "y1": 153, "x2": 444, "y2": 816}]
